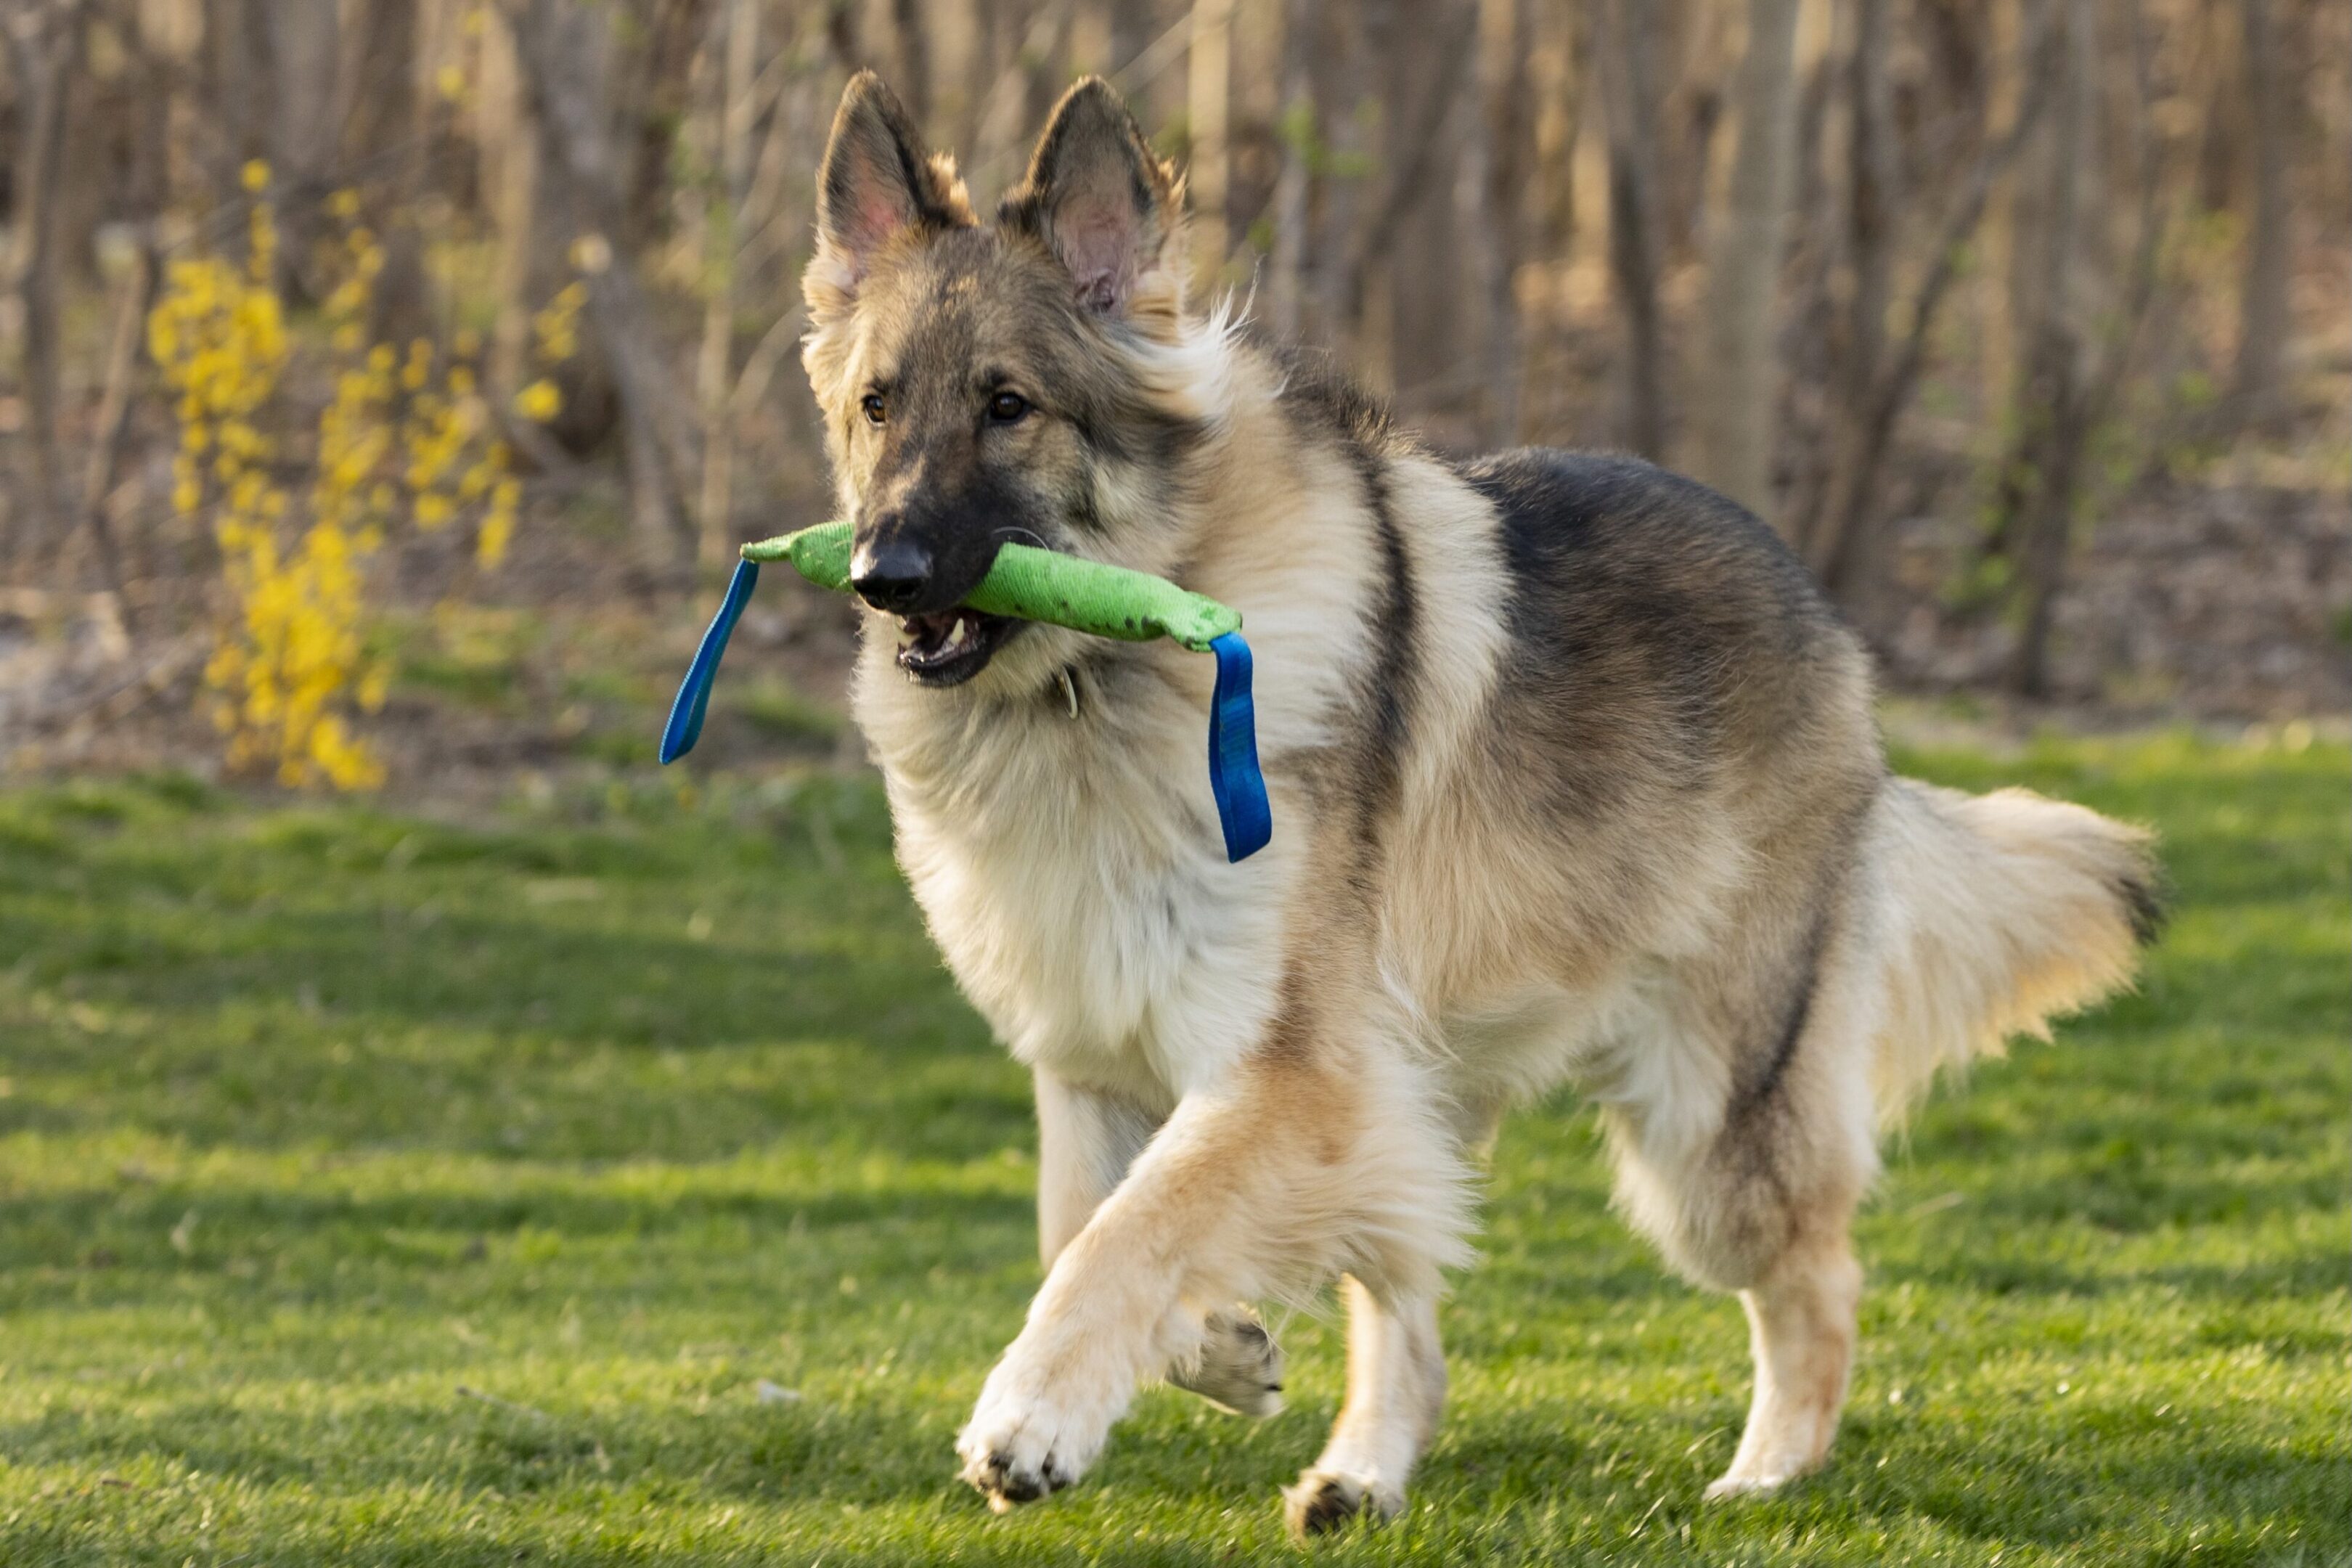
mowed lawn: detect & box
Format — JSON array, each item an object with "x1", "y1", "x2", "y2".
[{"x1": 0, "y1": 731, "x2": 2343, "y2": 1567}]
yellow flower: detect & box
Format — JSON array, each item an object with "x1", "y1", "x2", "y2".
[
  {"x1": 242, "y1": 160, "x2": 270, "y2": 192},
  {"x1": 515, "y1": 380, "x2": 561, "y2": 421}
]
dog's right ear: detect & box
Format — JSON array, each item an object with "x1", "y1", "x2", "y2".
[{"x1": 807, "y1": 72, "x2": 970, "y2": 319}]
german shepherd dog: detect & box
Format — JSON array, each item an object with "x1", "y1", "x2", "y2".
[{"x1": 801, "y1": 71, "x2": 2162, "y2": 1535}]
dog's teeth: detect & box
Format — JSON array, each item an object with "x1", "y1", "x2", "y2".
[{"x1": 942, "y1": 616, "x2": 973, "y2": 652}]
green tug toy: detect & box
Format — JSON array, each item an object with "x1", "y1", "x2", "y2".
[{"x1": 660, "y1": 522, "x2": 1272, "y2": 862}]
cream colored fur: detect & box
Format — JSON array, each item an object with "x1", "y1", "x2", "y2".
[
  {"x1": 842, "y1": 332, "x2": 2153, "y2": 1528},
  {"x1": 801, "y1": 73, "x2": 2157, "y2": 1536}
]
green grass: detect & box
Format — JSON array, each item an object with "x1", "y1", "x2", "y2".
[{"x1": 1, "y1": 732, "x2": 2343, "y2": 1565}]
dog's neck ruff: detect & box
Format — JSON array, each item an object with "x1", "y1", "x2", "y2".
[{"x1": 658, "y1": 530, "x2": 1272, "y2": 863}]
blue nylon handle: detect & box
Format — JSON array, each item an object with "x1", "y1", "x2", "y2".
[
  {"x1": 659, "y1": 559, "x2": 759, "y2": 764},
  {"x1": 1206, "y1": 631, "x2": 1272, "y2": 862}
]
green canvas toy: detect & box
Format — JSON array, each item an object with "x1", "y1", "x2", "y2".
[{"x1": 660, "y1": 522, "x2": 1272, "y2": 861}]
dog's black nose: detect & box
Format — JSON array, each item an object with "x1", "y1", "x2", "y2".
[{"x1": 850, "y1": 534, "x2": 934, "y2": 613}]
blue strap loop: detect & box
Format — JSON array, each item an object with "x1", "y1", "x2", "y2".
[
  {"x1": 1206, "y1": 631, "x2": 1272, "y2": 862},
  {"x1": 659, "y1": 558, "x2": 759, "y2": 764},
  {"x1": 662, "y1": 565, "x2": 1272, "y2": 862}
]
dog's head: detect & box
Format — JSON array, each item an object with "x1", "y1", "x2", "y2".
[{"x1": 802, "y1": 73, "x2": 1217, "y2": 689}]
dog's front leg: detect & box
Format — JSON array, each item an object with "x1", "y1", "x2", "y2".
[
  {"x1": 958, "y1": 1040, "x2": 1462, "y2": 1512},
  {"x1": 1037, "y1": 1069, "x2": 1288, "y2": 1420}
]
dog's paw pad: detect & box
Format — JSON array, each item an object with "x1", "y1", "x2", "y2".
[{"x1": 1281, "y1": 1469, "x2": 1395, "y2": 1539}]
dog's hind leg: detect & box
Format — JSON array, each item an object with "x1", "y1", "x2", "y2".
[
  {"x1": 1282, "y1": 1275, "x2": 1444, "y2": 1537},
  {"x1": 1598, "y1": 931, "x2": 1882, "y2": 1498},
  {"x1": 1034, "y1": 1069, "x2": 1286, "y2": 1421},
  {"x1": 1707, "y1": 1230, "x2": 1863, "y2": 1497}
]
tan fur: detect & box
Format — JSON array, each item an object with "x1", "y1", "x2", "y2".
[{"x1": 794, "y1": 72, "x2": 2163, "y2": 1535}]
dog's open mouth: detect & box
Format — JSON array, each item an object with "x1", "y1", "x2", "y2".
[{"x1": 895, "y1": 607, "x2": 1021, "y2": 685}]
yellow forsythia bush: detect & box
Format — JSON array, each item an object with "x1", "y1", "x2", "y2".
[{"x1": 150, "y1": 163, "x2": 547, "y2": 790}]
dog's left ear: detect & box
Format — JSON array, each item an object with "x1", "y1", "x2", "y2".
[{"x1": 1001, "y1": 77, "x2": 1185, "y2": 326}]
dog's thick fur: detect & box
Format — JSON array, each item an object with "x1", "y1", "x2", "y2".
[{"x1": 799, "y1": 73, "x2": 2163, "y2": 1534}]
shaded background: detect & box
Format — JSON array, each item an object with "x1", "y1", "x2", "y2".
[
  {"x1": 0, "y1": 7, "x2": 2343, "y2": 1562},
  {"x1": 0, "y1": 0, "x2": 2345, "y2": 788}
]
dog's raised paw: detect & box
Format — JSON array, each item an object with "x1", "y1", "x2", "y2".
[
  {"x1": 1170, "y1": 1308, "x2": 1286, "y2": 1418},
  {"x1": 1281, "y1": 1469, "x2": 1398, "y2": 1540}
]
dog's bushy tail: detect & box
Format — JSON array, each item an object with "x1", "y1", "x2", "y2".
[{"x1": 1865, "y1": 777, "x2": 2164, "y2": 1122}]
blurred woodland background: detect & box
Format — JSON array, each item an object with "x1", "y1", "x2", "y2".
[{"x1": 0, "y1": 0, "x2": 2344, "y2": 792}]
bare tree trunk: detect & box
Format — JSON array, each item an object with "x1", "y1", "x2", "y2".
[
  {"x1": 1691, "y1": 0, "x2": 1801, "y2": 516},
  {"x1": 887, "y1": 0, "x2": 930, "y2": 126},
  {"x1": 1596, "y1": 0, "x2": 1668, "y2": 458},
  {"x1": 2009, "y1": 0, "x2": 2165, "y2": 697},
  {"x1": 75, "y1": 9, "x2": 174, "y2": 615},
  {"x1": 696, "y1": 0, "x2": 756, "y2": 571},
  {"x1": 3, "y1": 0, "x2": 85, "y2": 568},
  {"x1": 1804, "y1": 0, "x2": 1897, "y2": 583},
  {"x1": 343, "y1": 0, "x2": 418, "y2": 161},
  {"x1": 78, "y1": 247, "x2": 159, "y2": 611},
  {"x1": 2006, "y1": 0, "x2": 2095, "y2": 697},
  {"x1": 1266, "y1": 0, "x2": 1315, "y2": 338},
  {"x1": 2231, "y1": 0, "x2": 2289, "y2": 420},
  {"x1": 261, "y1": 0, "x2": 341, "y2": 298},
  {"x1": 1804, "y1": 3, "x2": 2057, "y2": 599},
  {"x1": 1475, "y1": 0, "x2": 1532, "y2": 446},
  {"x1": 1188, "y1": 0, "x2": 1234, "y2": 291},
  {"x1": 1310, "y1": 0, "x2": 1371, "y2": 354},
  {"x1": 506, "y1": 0, "x2": 702, "y2": 570},
  {"x1": 481, "y1": 3, "x2": 541, "y2": 399}
]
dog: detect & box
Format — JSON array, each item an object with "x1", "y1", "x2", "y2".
[{"x1": 796, "y1": 70, "x2": 2163, "y2": 1536}]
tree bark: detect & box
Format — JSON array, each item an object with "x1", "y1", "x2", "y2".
[
  {"x1": 2, "y1": 0, "x2": 85, "y2": 568},
  {"x1": 261, "y1": 0, "x2": 340, "y2": 298},
  {"x1": 1187, "y1": 0, "x2": 1234, "y2": 291},
  {"x1": 1691, "y1": 0, "x2": 1802, "y2": 516},
  {"x1": 2231, "y1": 0, "x2": 2290, "y2": 420},
  {"x1": 2006, "y1": 0, "x2": 2096, "y2": 697},
  {"x1": 2008, "y1": 0, "x2": 2164, "y2": 696},
  {"x1": 1266, "y1": 0, "x2": 1315, "y2": 339},
  {"x1": 1804, "y1": 2, "x2": 2058, "y2": 600},
  {"x1": 1474, "y1": 0, "x2": 1532, "y2": 446},
  {"x1": 1596, "y1": 0, "x2": 1668, "y2": 459},
  {"x1": 505, "y1": 0, "x2": 703, "y2": 569},
  {"x1": 695, "y1": 0, "x2": 756, "y2": 571}
]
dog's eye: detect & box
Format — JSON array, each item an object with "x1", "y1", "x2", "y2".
[
  {"x1": 860, "y1": 393, "x2": 886, "y2": 425},
  {"x1": 987, "y1": 391, "x2": 1029, "y2": 424}
]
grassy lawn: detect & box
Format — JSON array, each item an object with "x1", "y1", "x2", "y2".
[{"x1": 1, "y1": 731, "x2": 2343, "y2": 1566}]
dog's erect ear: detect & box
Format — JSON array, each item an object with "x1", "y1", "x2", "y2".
[
  {"x1": 1001, "y1": 77, "x2": 1185, "y2": 322},
  {"x1": 809, "y1": 72, "x2": 970, "y2": 309}
]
